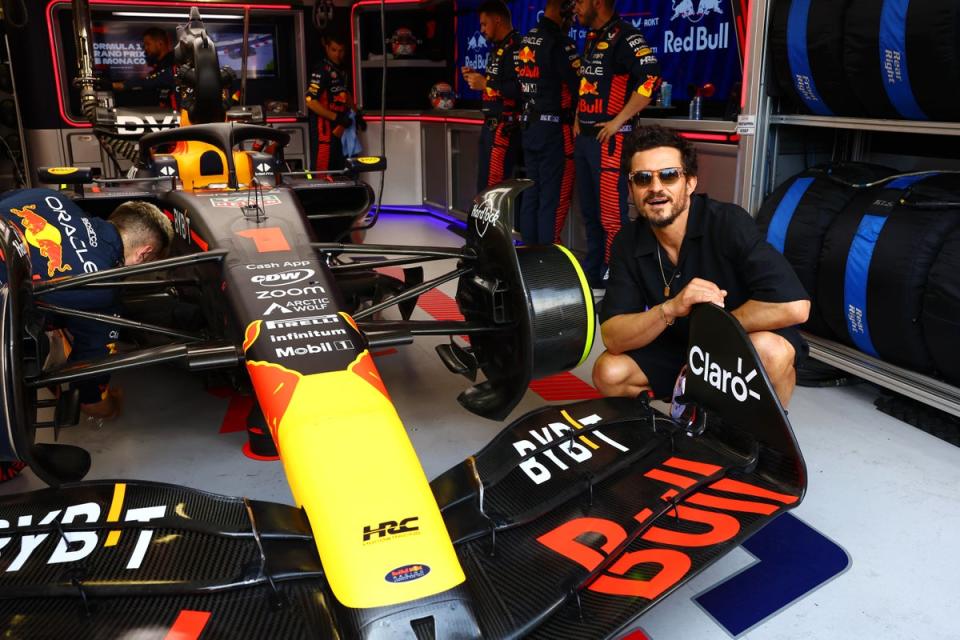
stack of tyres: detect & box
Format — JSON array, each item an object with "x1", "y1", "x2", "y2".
[
  {"x1": 922, "y1": 228, "x2": 960, "y2": 385},
  {"x1": 769, "y1": 0, "x2": 863, "y2": 116},
  {"x1": 756, "y1": 162, "x2": 896, "y2": 338},
  {"x1": 817, "y1": 172, "x2": 960, "y2": 373},
  {"x1": 844, "y1": 0, "x2": 960, "y2": 121}
]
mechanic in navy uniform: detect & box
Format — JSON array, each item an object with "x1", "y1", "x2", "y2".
[
  {"x1": 112, "y1": 27, "x2": 177, "y2": 109},
  {"x1": 573, "y1": 0, "x2": 661, "y2": 289},
  {"x1": 0, "y1": 190, "x2": 173, "y2": 421},
  {"x1": 306, "y1": 32, "x2": 359, "y2": 172},
  {"x1": 515, "y1": 0, "x2": 581, "y2": 245},
  {"x1": 461, "y1": 0, "x2": 522, "y2": 192},
  {"x1": 592, "y1": 126, "x2": 810, "y2": 407}
]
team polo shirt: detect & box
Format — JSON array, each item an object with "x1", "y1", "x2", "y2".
[
  {"x1": 482, "y1": 30, "x2": 522, "y2": 117},
  {"x1": 306, "y1": 57, "x2": 350, "y2": 116},
  {"x1": 577, "y1": 15, "x2": 661, "y2": 126},
  {"x1": 600, "y1": 194, "x2": 809, "y2": 339}
]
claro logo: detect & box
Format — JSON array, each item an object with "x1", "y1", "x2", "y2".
[{"x1": 688, "y1": 345, "x2": 761, "y2": 402}]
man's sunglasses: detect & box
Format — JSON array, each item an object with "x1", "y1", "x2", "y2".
[{"x1": 628, "y1": 167, "x2": 685, "y2": 188}]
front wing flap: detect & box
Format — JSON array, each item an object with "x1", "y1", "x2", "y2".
[
  {"x1": 0, "y1": 481, "x2": 337, "y2": 639},
  {"x1": 434, "y1": 397, "x2": 802, "y2": 639}
]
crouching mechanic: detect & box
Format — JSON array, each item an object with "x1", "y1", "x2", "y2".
[
  {"x1": 0, "y1": 189, "x2": 173, "y2": 421},
  {"x1": 592, "y1": 126, "x2": 810, "y2": 407}
]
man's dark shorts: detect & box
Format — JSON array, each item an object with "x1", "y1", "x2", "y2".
[{"x1": 626, "y1": 327, "x2": 809, "y2": 398}]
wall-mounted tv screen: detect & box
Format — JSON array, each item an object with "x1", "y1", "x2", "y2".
[
  {"x1": 91, "y1": 20, "x2": 278, "y2": 81},
  {"x1": 54, "y1": 6, "x2": 302, "y2": 120}
]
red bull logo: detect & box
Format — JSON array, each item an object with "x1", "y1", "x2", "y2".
[
  {"x1": 579, "y1": 78, "x2": 599, "y2": 96},
  {"x1": 518, "y1": 46, "x2": 536, "y2": 64},
  {"x1": 10, "y1": 205, "x2": 71, "y2": 277},
  {"x1": 639, "y1": 75, "x2": 660, "y2": 98}
]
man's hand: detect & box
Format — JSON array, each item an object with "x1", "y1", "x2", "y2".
[
  {"x1": 664, "y1": 278, "x2": 727, "y2": 319},
  {"x1": 462, "y1": 67, "x2": 486, "y2": 91},
  {"x1": 81, "y1": 387, "x2": 124, "y2": 422},
  {"x1": 573, "y1": 115, "x2": 580, "y2": 137},
  {"x1": 596, "y1": 118, "x2": 622, "y2": 143}
]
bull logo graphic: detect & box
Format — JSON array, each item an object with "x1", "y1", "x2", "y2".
[
  {"x1": 10, "y1": 205, "x2": 71, "y2": 277},
  {"x1": 518, "y1": 46, "x2": 536, "y2": 64},
  {"x1": 671, "y1": 0, "x2": 697, "y2": 20},
  {"x1": 579, "y1": 77, "x2": 599, "y2": 96},
  {"x1": 699, "y1": 0, "x2": 724, "y2": 16},
  {"x1": 467, "y1": 32, "x2": 487, "y2": 51},
  {"x1": 672, "y1": 0, "x2": 723, "y2": 23}
]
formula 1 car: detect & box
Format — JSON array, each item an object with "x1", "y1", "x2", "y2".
[{"x1": 0, "y1": 6, "x2": 807, "y2": 638}]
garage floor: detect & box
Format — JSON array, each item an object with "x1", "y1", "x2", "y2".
[{"x1": 3, "y1": 212, "x2": 959, "y2": 640}]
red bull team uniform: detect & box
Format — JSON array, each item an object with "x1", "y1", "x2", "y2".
[
  {"x1": 0, "y1": 188, "x2": 124, "y2": 406},
  {"x1": 306, "y1": 57, "x2": 351, "y2": 172},
  {"x1": 516, "y1": 15, "x2": 581, "y2": 245},
  {"x1": 575, "y1": 15, "x2": 660, "y2": 287},
  {"x1": 478, "y1": 30, "x2": 522, "y2": 192}
]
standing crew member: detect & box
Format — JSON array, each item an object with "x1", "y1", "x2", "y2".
[
  {"x1": 112, "y1": 27, "x2": 177, "y2": 109},
  {"x1": 573, "y1": 0, "x2": 661, "y2": 289},
  {"x1": 462, "y1": 0, "x2": 522, "y2": 192},
  {"x1": 516, "y1": 0, "x2": 581, "y2": 245},
  {"x1": 306, "y1": 33, "x2": 354, "y2": 172}
]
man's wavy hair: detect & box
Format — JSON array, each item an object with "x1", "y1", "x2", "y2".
[{"x1": 621, "y1": 125, "x2": 698, "y2": 177}]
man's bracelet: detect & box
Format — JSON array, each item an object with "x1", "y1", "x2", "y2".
[{"x1": 659, "y1": 303, "x2": 675, "y2": 326}]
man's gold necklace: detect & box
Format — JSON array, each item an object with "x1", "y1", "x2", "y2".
[{"x1": 656, "y1": 243, "x2": 679, "y2": 298}]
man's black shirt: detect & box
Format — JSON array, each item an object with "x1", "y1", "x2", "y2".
[{"x1": 600, "y1": 194, "x2": 809, "y2": 340}]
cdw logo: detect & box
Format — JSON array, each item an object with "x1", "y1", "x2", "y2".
[
  {"x1": 362, "y1": 516, "x2": 420, "y2": 543},
  {"x1": 537, "y1": 456, "x2": 798, "y2": 600}
]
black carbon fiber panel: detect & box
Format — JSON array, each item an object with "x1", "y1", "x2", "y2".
[
  {"x1": 0, "y1": 481, "x2": 322, "y2": 598},
  {"x1": 0, "y1": 481, "x2": 248, "y2": 531},
  {"x1": 0, "y1": 529, "x2": 261, "y2": 591},
  {"x1": 0, "y1": 580, "x2": 337, "y2": 639}
]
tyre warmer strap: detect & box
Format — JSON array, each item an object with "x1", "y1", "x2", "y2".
[
  {"x1": 879, "y1": 0, "x2": 928, "y2": 120},
  {"x1": 766, "y1": 176, "x2": 815, "y2": 253},
  {"x1": 786, "y1": 0, "x2": 833, "y2": 116},
  {"x1": 842, "y1": 173, "x2": 933, "y2": 355}
]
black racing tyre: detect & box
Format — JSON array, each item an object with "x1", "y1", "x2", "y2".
[
  {"x1": 756, "y1": 162, "x2": 896, "y2": 338},
  {"x1": 922, "y1": 227, "x2": 960, "y2": 385},
  {"x1": 817, "y1": 172, "x2": 960, "y2": 372},
  {"x1": 768, "y1": 0, "x2": 863, "y2": 116},
  {"x1": 844, "y1": 0, "x2": 960, "y2": 121}
]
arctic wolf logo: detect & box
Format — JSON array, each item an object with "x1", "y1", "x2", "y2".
[{"x1": 672, "y1": 0, "x2": 723, "y2": 22}]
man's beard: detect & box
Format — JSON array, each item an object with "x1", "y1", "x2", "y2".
[{"x1": 640, "y1": 190, "x2": 688, "y2": 228}]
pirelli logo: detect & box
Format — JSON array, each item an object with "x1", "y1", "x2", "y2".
[{"x1": 265, "y1": 314, "x2": 339, "y2": 330}]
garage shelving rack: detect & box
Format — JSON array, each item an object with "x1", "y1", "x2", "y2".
[{"x1": 733, "y1": 0, "x2": 960, "y2": 417}]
